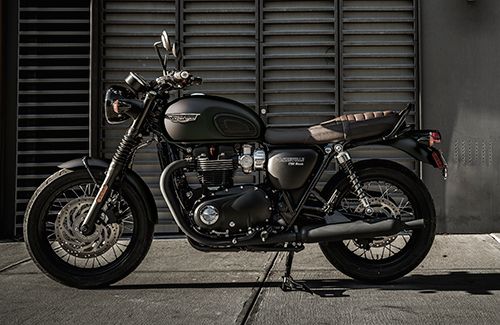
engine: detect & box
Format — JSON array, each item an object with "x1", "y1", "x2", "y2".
[
  {"x1": 189, "y1": 144, "x2": 270, "y2": 235},
  {"x1": 186, "y1": 144, "x2": 319, "y2": 236}
]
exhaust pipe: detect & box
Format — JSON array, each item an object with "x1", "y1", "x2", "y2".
[
  {"x1": 300, "y1": 218, "x2": 410, "y2": 243},
  {"x1": 239, "y1": 218, "x2": 422, "y2": 246}
]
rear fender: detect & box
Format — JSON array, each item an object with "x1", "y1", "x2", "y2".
[
  {"x1": 384, "y1": 130, "x2": 447, "y2": 178},
  {"x1": 58, "y1": 157, "x2": 158, "y2": 224}
]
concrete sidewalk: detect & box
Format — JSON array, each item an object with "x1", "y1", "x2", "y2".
[{"x1": 1, "y1": 235, "x2": 499, "y2": 325}]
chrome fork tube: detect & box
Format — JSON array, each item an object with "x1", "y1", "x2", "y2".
[{"x1": 80, "y1": 91, "x2": 156, "y2": 236}]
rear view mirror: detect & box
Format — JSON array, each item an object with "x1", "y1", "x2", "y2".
[
  {"x1": 161, "y1": 30, "x2": 172, "y2": 52},
  {"x1": 172, "y1": 43, "x2": 180, "y2": 58}
]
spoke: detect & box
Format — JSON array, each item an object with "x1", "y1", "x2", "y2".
[
  {"x1": 369, "y1": 249, "x2": 375, "y2": 260},
  {"x1": 52, "y1": 245, "x2": 63, "y2": 253},
  {"x1": 71, "y1": 188, "x2": 81, "y2": 199},
  {"x1": 101, "y1": 254, "x2": 110, "y2": 264},
  {"x1": 351, "y1": 246, "x2": 361, "y2": 254},
  {"x1": 95, "y1": 257, "x2": 102, "y2": 267},
  {"x1": 386, "y1": 244, "x2": 399, "y2": 255}
]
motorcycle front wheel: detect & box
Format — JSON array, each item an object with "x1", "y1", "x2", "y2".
[
  {"x1": 24, "y1": 168, "x2": 154, "y2": 288},
  {"x1": 319, "y1": 160, "x2": 436, "y2": 283}
]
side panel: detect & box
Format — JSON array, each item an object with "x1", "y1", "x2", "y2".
[{"x1": 267, "y1": 149, "x2": 319, "y2": 190}]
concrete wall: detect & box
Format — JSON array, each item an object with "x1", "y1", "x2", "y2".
[{"x1": 421, "y1": 0, "x2": 500, "y2": 233}]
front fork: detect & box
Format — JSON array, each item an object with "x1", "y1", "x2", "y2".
[
  {"x1": 323, "y1": 144, "x2": 373, "y2": 215},
  {"x1": 80, "y1": 91, "x2": 156, "y2": 236}
]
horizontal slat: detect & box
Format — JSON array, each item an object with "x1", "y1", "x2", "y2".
[{"x1": 16, "y1": 1, "x2": 91, "y2": 237}]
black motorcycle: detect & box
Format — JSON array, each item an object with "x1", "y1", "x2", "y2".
[{"x1": 24, "y1": 31, "x2": 447, "y2": 291}]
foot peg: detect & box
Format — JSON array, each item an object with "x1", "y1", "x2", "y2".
[{"x1": 280, "y1": 251, "x2": 314, "y2": 295}]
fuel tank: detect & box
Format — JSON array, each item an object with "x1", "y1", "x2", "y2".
[{"x1": 164, "y1": 94, "x2": 264, "y2": 143}]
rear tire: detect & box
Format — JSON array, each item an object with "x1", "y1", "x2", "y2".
[
  {"x1": 319, "y1": 160, "x2": 436, "y2": 283},
  {"x1": 24, "y1": 168, "x2": 154, "y2": 288}
]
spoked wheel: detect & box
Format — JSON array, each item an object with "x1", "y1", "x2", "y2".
[
  {"x1": 24, "y1": 168, "x2": 154, "y2": 288},
  {"x1": 320, "y1": 160, "x2": 436, "y2": 283}
]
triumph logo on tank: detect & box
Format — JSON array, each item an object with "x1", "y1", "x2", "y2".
[
  {"x1": 166, "y1": 113, "x2": 200, "y2": 123},
  {"x1": 279, "y1": 157, "x2": 305, "y2": 166}
]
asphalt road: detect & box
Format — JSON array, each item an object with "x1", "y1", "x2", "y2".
[{"x1": 1, "y1": 234, "x2": 499, "y2": 325}]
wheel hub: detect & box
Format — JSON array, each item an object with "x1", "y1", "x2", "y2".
[
  {"x1": 55, "y1": 197, "x2": 122, "y2": 258},
  {"x1": 354, "y1": 197, "x2": 400, "y2": 248}
]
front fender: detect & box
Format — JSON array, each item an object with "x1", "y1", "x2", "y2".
[{"x1": 58, "y1": 157, "x2": 158, "y2": 224}]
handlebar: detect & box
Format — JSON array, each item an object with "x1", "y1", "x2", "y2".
[{"x1": 154, "y1": 70, "x2": 202, "y2": 91}]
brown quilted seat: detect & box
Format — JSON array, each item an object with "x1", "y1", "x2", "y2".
[{"x1": 265, "y1": 110, "x2": 398, "y2": 145}]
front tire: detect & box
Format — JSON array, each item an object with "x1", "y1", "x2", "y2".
[
  {"x1": 24, "y1": 168, "x2": 154, "y2": 288},
  {"x1": 319, "y1": 160, "x2": 436, "y2": 283}
]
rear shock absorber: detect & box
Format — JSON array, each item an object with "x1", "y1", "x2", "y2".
[{"x1": 334, "y1": 144, "x2": 374, "y2": 215}]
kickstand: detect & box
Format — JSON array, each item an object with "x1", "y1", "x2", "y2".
[{"x1": 281, "y1": 251, "x2": 314, "y2": 295}]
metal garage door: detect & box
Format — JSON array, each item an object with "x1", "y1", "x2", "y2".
[
  {"x1": 340, "y1": 0, "x2": 418, "y2": 171},
  {"x1": 99, "y1": 0, "x2": 418, "y2": 232},
  {"x1": 100, "y1": 0, "x2": 178, "y2": 233},
  {"x1": 15, "y1": 0, "x2": 90, "y2": 237}
]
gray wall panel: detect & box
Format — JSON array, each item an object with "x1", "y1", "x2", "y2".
[{"x1": 421, "y1": 0, "x2": 500, "y2": 233}]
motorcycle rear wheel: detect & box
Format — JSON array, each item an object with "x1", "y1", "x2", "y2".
[
  {"x1": 24, "y1": 168, "x2": 154, "y2": 288},
  {"x1": 319, "y1": 160, "x2": 436, "y2": 283}
]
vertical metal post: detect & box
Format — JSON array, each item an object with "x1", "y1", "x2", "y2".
[
  {"x1": 255, "y1": 0, "x2": 261, "y2": 116},
  {"x1": 89, "y1": 0, "x2": 101, "y2": 158},
  {"x1": 176, "y1": 0, "x2": 183, "y2": 99},
  {"x1": 416, "y1": 0, "x2": 423, "y2": 177},
  {"x1": 336, "y1": 0, "x2": 343, "y2": 116},
  {"x1": 258, "y1": 0, "x2": 265, "y2": 124},
  {"x1": 0, "y1": 0, "x2": 18, "y2": 239}
]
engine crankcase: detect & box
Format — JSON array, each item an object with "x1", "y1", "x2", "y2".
[{"x1": 193, "y1": 186, "x2": 271, "y2": 234}]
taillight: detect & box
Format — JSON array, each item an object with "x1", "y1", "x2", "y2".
[
  {"x1": 417, "y1": 131, "x2": 441, "y2": 147},
  {"x1": 429, "y1": 131, "x2": 441, "y2": 147}
]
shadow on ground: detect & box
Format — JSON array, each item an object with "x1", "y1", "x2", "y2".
[{"x1": 108, "y1": 271, "x2": 500, "y2": 297}]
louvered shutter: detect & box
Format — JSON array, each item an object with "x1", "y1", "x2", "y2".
[
  {"x1": 179, "y1": 0, "x2": 259, "y2": 185},
  {"x1": 100, "y1": 0, "x2": 177, "y2": 233},
  {"x1": 180, "y1": 0, "x2": 258, "y2": 107},
  {"x1": 262, "y1": 0, "x2": 337, "y2": 127},
  {"x1": 340, "y1": 0, "x2": 418, "y2": 171},
  {"x1": 16, "y1": 0, "x2": 90, "y2": 236}
]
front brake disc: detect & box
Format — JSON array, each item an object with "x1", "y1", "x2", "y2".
[{"x1": 55, "y1": 197, "x2": 122, "y2": 258}]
